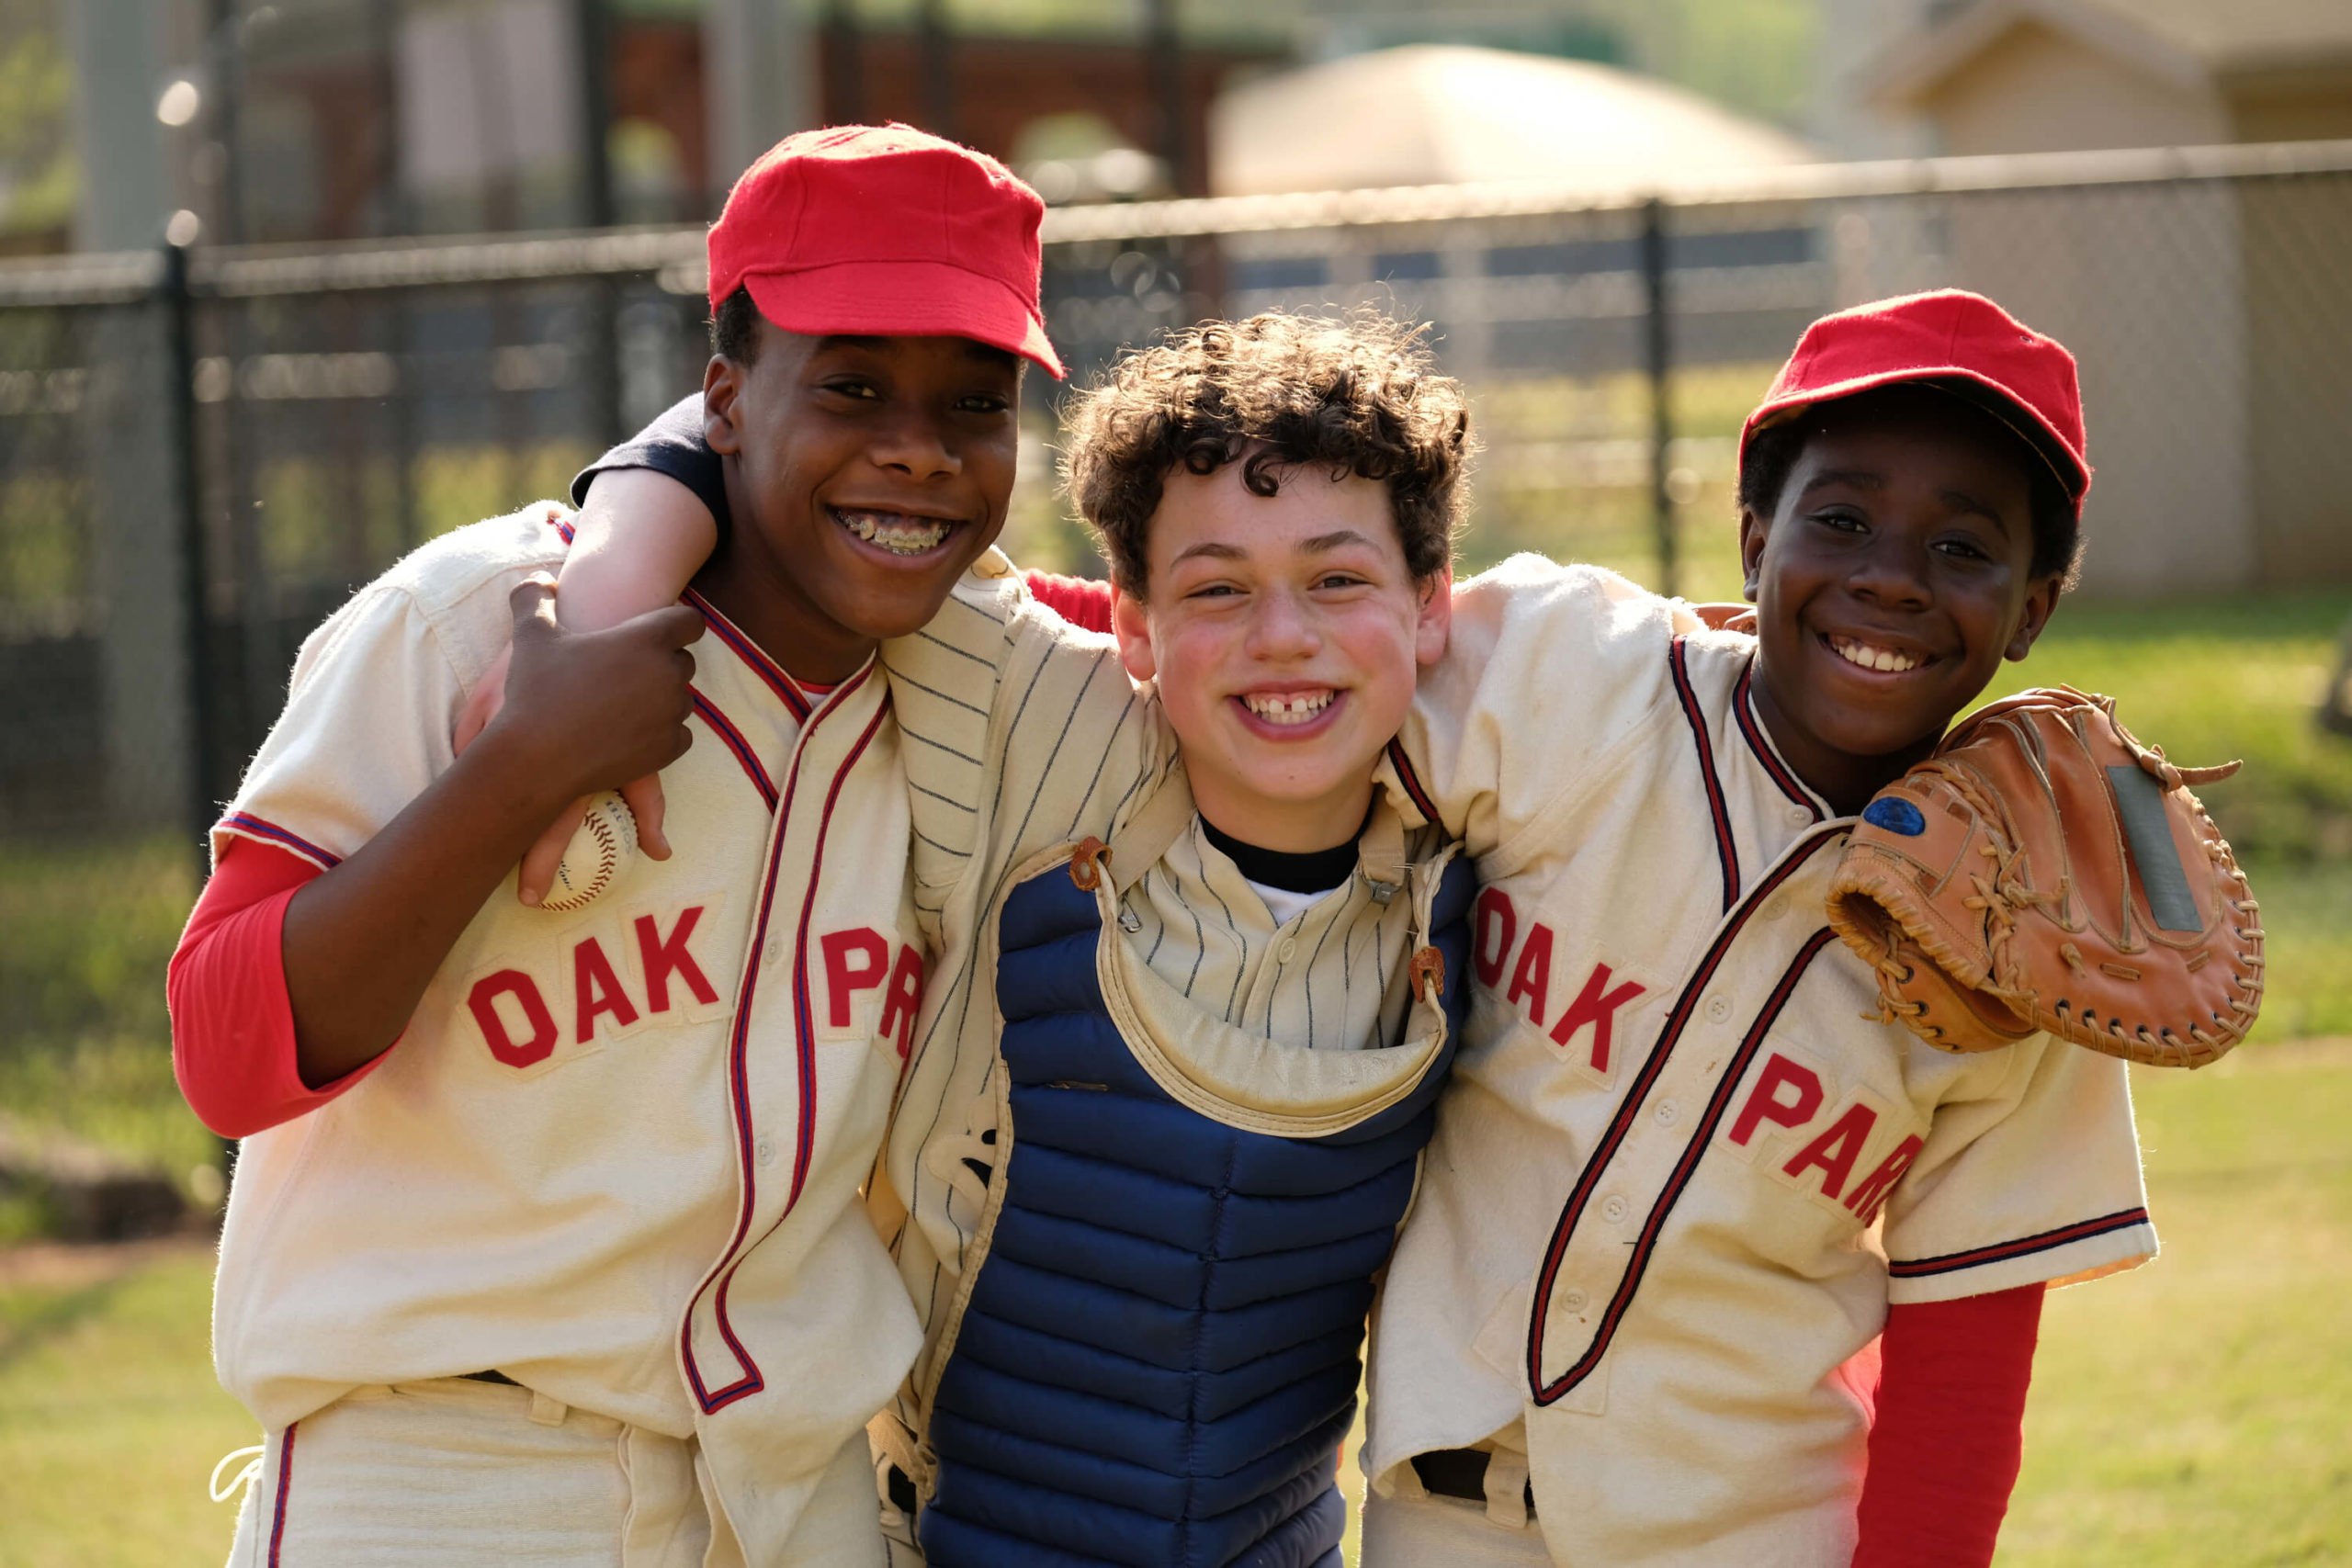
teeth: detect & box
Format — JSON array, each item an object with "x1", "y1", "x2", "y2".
[
  {"x1": 1830, "y1": 637, "x2": 1922, "y2": 674},
  {"x1": 1242, "y1": 690, "x2": 1336, "y2": 726},
  {"x1": 837, "y1": 509, "x2": 951, "y2": 556}
]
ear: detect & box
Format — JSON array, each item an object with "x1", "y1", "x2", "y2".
[
  {"x1": 1737, "y1": 504, "x2": 1768, "y2": 604},
  {"x1": 1414, "y1": 565, "x2": 1453, "y2": 667},
  {"x1": 2004, "y1": 575, "x2": 2064, "y2": 662},
  {"x1": 1110, "y1": 585, "x2": 1158, "y2": 684},
  {"x1": 703, "y1": 355, "x2": 745, "y2": 457}
]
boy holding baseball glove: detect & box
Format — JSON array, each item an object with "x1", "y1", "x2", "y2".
[
  {"x1": 531, "y1": 288, "x2": 2256, "y2": 1563},
  {"x1": 166, "y1": 124, "x2": 1066, "y2": 1563},
  {"x1": 1352, "y1": 290, "x2": 2262, "y2": 1564}
]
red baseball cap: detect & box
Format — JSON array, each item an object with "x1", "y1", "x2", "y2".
[
  {"x1": 1740, "y1": 289, "x2": 2089, "y2": 512},
  {"x1": 707, "y1": 123, "x2": 1065, "y2": 378}
]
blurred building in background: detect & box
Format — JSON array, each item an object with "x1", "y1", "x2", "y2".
[
  {"x1": 9, "y1": 0, "x2": 1846, "y2": 254},
  {"x1": 1208, "y1": 44, "x2": 1814, "y2": 195},
  {"x1": 4, "y1": 0, "x2": 2350, "y2": 846},
  {"x1": 1859, "y1": 0, "x2": 2352, "y2": 592}
]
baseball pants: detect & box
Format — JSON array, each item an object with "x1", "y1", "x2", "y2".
[
  {"x1": 1360, "y1": 1488, "x2": 1555, "y2": 1567},
  {"x1": 221, "y1": 1375, "x2": 887, "y2": 1566}
]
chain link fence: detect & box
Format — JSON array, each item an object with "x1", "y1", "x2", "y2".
[{"x1": 3, "y1": 139, "x2": 2350, "y2": 1180}]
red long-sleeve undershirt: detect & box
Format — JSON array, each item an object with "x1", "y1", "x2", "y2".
[
  {"x1": 165, "y1": 835, "x2": 382, "y2": 1137},
  {"x1": 166, "y1": 566, "x2": 2037, "y2": 1560}
]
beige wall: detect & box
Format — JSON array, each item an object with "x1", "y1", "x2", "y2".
[
  {"x1": 1919, "y1": 20, "x2": 2230, "y2": 155},
  {"x1": 2229, "y1": 68, "x2": 2352, "y2": 143},
  {"x1": 2243, "y1": 180, "x2": 2352, "y2": 586},
  {"x1": 1905, "y1": 21, "x2": 2352, "y2": 594}
]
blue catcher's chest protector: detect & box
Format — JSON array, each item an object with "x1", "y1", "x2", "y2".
[{"x1": 916, "y1": 830, "x2": 1476, "y2": 1568}]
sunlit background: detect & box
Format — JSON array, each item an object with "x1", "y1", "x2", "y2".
[{"x1": 2, "y1": 3, "x2": 2348, "y2": 1562}]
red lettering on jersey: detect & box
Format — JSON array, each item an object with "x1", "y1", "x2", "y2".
[
  {"x1": 878, "y1": 944, "x2": 926, "y2": 1059},
  {"x1": 1548, "y1": 962, "x2": 1647, "y2": 1072},
  {"x1": 1729, "y1": 1052, "x2": 1825, "y2": 1145},
  {"x1": 1844, "y1": 1134, "x2": 1926, "y2": 1224},
  {"x1": 822, "y1": 928, "x2": 890, "y2": 1027},
  {"x1": 1782, "y1": 1102, "x2": 1880, "y2": 1199},
  {"x1": 636, "y1": 908, "x2": 718, "y2": 1012},
  {"x1": 469, "y1": 969, "x2": 558, "y2": 1067},
  {"x1": 572, "y1": 936, "x2": 639, "y2": 1043},
  {"x1": 1473, "y1": 889, "x2": 1518, "y2": 988},
  {"x1": 1505, "y1": 922, "x2": 1554, "y2": 1025}
]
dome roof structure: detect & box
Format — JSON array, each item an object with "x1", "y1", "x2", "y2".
[{"x1": 1210, "y1": 43, "x2": 1817, "y2": 197}]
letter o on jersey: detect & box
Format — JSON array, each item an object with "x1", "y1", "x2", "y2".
[{"x1": 469, "y1": 969, "x2": 560, "y2": 1067}]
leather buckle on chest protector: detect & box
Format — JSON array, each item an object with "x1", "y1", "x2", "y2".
[
  {"x1": 1069, "y1": 837, "x2": 1111, "y2": 891},
  {"x1": 1410, "y1": 945, "x2": 1446, "y2": 1005}
]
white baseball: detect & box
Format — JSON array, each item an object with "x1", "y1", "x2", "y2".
[{"x1": 539, "y1": 791, "x2": 638, "y2": 912}]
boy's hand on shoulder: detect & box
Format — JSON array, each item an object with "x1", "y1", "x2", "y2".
[
  {"x1": 452, "y1": 600, "x2": 682, "y2": 902},
  {"x1": 477, "y1": 577, "x2": 698, "y2": 875}
]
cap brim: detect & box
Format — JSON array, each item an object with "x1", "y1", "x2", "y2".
[
  {"x1": 1744, "y1": 367, "x2": 2088, "y2": 503},
  {"x1": 743, "y1": 262, "x2": 1065, "y2": 378}
]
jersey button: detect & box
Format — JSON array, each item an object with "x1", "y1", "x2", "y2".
[
  {"x1": 1276, "y1": 938, "x2": 1298, "y2": 964},
  {"x1": 1600, "y1": 1194, "x2": 1629, "y2": 1224},
  {"x1": 1562, "y1": 1288, "x2": 1589, "y2": 1314},
  {"x1": 1654, "y1": 1100, "x2": 1679, "y2": 1127},
  {"x1": 764, "y1": 936, "x2": 784, "y2": 968},
  {"x1": 754, "y1": 1136, "x2": 776, "y2": 1167},
  {"x1": 1760, "y1": 894, "x2": 1788, "y2": 921},
  {"x1": 1703, "y1": 992, "x2": 1734, "y2": 1025},
  {"x1": 1786, "y1": 804, "x2": 1813, "y2": 827}
]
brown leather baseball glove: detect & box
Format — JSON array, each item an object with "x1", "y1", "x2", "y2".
[{"x1": 1826, "y1": 687, "x2": 2263, "y2": 1067}]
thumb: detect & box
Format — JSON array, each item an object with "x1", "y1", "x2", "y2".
[{"x1": 509, "y1": 573, "x2": 560, "y2": 645}]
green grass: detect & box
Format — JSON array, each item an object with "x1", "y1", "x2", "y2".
[
  {"x1": 6, "y1": 1048, "x2": 2344, "y2": 1565},
  {"x1": 0, "y1": 1246, "x2": 258, "y2": 1567},
  {"x1": 0, "y1": 837, "x2": 219, "y2": 1193},
  {"x1": 1996, "y1": 1045, "x2": 2352, "y2": 1566}
]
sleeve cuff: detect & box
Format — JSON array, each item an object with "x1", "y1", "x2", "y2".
[{"x1": 1885, "y1": 1208, "x2": 2157, "y2": 1304}]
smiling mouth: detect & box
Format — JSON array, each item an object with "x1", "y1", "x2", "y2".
[
  {"x1": 833, "y1": 507, "x2": 956, "y2": 557},
  {"x1": 1239, "y1": 689, "x2": 1337, "y2": 727},
  {"x1": 1826, "y1": 634, "x2": 1930, "y2": 674}
]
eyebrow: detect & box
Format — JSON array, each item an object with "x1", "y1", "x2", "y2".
[
  {"x1": 1300, "y1": 528, "x2": 1379, "y2": 553},
  {"x1": 1801, "y1": 468, "x2": 2011, "y2": 528},
  {"x1": 1937, "y1": 488, "x2": 2007, "y2": 526},
  {"x1": 1798, "y1": 468, "x2": 1885, "y2": 496},
  {"x1": 1169, "y1": 540, "x2": 1247, "y2": 567}
]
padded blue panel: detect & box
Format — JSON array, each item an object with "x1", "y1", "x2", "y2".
[
  {"x1": 1209, "y1": 1163, "x2": 1422, "y2": 1257},
  {"x1": 1221, "y1": 1481, "x2": 1348, "y2": 1568},
  {"x1": 921, "y1": 852, "x2": 1473, "y2": 1566},
  {"x1": 926, "y1": 1363, "x2": 1354, "y2": 1495},
  {"x1": 1001, "y1": 1144, "x2": 1224, "y2": 1249},
  {"x1": 949, "y1": 1309, "x2": 1363, "y2": 1424}
]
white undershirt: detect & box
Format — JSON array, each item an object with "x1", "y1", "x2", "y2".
[{"x1": 1248, "y1": 877, "x2": 1341, "y2": 928}]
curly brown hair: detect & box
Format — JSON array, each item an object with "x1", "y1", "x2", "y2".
[{"x1": 1058, "y1": 310, "x2": 1476, "y2": 592}]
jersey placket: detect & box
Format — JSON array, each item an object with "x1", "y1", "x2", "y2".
[
  {"x1": 676, "y1": 604, "x2": 889, "y2": 1416},
  {"x1": 1526, "y1": 824, "x2": 1850, "y2": 1404}
]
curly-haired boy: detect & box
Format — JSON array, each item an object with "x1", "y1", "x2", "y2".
[{"x1": 538, "y1": 310, "x2": 1482, "y2": 1565}]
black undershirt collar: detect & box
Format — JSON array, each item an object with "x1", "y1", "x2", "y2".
[{"x1": 1199, "y1": 815, "x2": 1363, "y2": 895}]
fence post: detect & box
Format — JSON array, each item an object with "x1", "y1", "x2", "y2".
[
  {"x1": 162, "y1": 241, "x2": 219, "y2": 889},
  {"x1": 1641, "y1": 197, "x2": 1676, "y2": 600}
]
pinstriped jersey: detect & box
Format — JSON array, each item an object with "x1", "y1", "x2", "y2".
[
  {"x1": 876, "y1": 549, "x2": 1453, "y2": 1422},
  {"x1": 1365, "y1": 557, "x2": 2154, "y2": 1566},
  {"x1": 206, "y1": 505, "x2": 923, "y2": 1560}
]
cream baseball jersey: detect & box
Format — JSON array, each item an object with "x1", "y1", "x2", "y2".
[
  {"x1": 1363, "y1": 557, "x2": 2155, "y2": 1565},
  {"x1": 869, "y1": 554, "x2": 1455, "y2": 1434},
  {"x1": 209, "y1": 504, "x2": 922, "y2": 1556}
]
